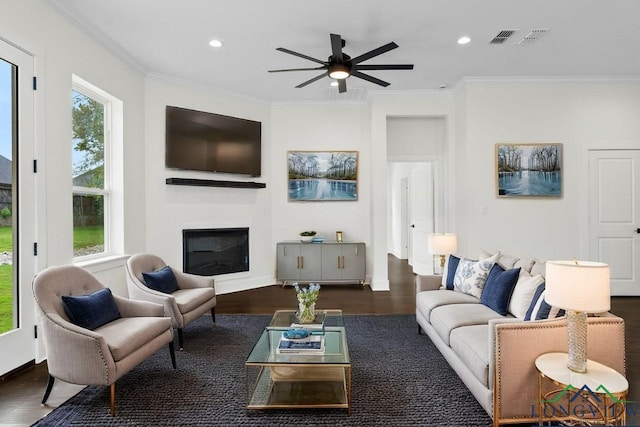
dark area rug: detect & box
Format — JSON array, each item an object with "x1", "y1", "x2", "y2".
[{"x1": 33, "y1": 314, "x2": 492, "y2": 426}]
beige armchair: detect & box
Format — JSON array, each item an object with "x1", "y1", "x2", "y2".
[
  {"x1": 32, "y1": 265, "x2": 176, "y2": 416},
  {"x1": 125, "y1": 253, "x2": 217, "y2": 350}
]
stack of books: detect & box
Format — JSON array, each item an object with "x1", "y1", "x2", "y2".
[{"x1": 277, "y1": 334, "x2": 324, "y2": 355}]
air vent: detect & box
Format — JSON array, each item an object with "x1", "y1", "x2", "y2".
[
  {"x1": 489, "y1": 29, "x2": 518, "y2": 44},
  {"x1": 517, "y1": 29, "x2": 550, "y2": 45},
  {"x1": 323, "y1": 86, "x2": 366, "y2": 101}
]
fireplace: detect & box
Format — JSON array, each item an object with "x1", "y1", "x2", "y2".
[{"x1": 183, "y1": 228, "x2": 249, "y2": 276}]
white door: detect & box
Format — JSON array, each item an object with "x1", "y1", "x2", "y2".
[
  {"x1": 588, "y1": 150, "x2": 640, "y2": 296},
  {"x1": 409, "y1": 163, "x2": 434, "y2": 275},
  {"x1": 0, "y1": 40, "x2": 37, "y2": 374}
]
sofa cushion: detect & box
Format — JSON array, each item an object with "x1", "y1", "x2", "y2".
[
  {"x1": 524, "y1": 284, "x2": 566, "y2": 321},
  {"x1": 453, "y1": 253, "x2": 499, "y2": 298},
  {"x1": 173, "y1": 287, "x2": 217, "y2": 314},
  {"x1": 441, "y1": 255, "x2": 461, "y2": 290},
  {"x1": 97, "y1": 316, "x2": 172, "y2": 362},
  {"x1": 508, "y1": 270, "x2": 545, "y2": 319},
  {"x1": 142, "y1": 266, "x2": 180, "y2": 294},
  {"x1": 416, "y1": 289, "x2": 479, "y2": 322},
  {"x1": 530, "y1": 260, "x2": 546, "y2": 277},
  {"x1": 430, "y1": 304, "x2": 505, "y2": 345},
  {"x1": 479, "y1": 249, "x2": 520, "y2": 270},
  {"x1": 61, "y1": 288, "x2": 121, "y2": 331},
  {"x1": 480, "y1": 265, "x2": 521, "y2": 315},
  {"x1": 450, "y1": 324, "x2": 490, "y2": 387},
  {"x1": 514, "y1": 258, "x2": 536, "y2": 274}
]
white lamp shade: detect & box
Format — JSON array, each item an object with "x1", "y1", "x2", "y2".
[
  {"x1": 428, "y1": 233, "x2": 457, "y2": 255},
  {"x1": 545, "y1": 260, "x2": 611, "y2": 313}
]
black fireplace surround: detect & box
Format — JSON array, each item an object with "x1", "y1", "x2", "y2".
[{"x1": 183, "y1": 228, "x2": 249, "y2": 276}]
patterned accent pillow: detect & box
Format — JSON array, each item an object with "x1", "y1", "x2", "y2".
[
  {"x1": 453, "y1": 253, "x2": 499, "y2": 298},
  {"x1": 524, "y1": 284, "x2": 566, "y2": 321}
]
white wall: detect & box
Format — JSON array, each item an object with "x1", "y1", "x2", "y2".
[
  {"x1": 1, "y1": 0, "x2": 147, "y2": 294},
  {"x1": 144, "y1": 77, "x2": 274, "y2": 294},
  {"x1": 453, "y1": 80, "x2": 640, "y2": 261},
  {"x1": 270, "y1": 102, "x2": 371, "y2": 275}
]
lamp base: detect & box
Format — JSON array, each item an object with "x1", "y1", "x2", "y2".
[{"x1": 567, "y1": 310, "x2": 588, "y2": 373}]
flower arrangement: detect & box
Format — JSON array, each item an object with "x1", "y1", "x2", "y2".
[{"x1": 293, "y1": 283, "x2": 320, "y2": 323}]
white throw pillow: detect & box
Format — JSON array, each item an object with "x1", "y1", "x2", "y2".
[
  {"x1": 453, "y1": 253, "x2": 499, "y2": 298},
  {"x1": 508, "y1": 270, "x2": 545, "y2": 319}
]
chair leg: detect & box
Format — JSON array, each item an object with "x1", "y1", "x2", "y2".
[
  {"x1": 211, "y1": 307, "x2": 216, "y2": 324},
  {"x1": 169, "y1": 342, "x2": 177, "y2": 369},
  {"x1": 110, "y1": 383, "x2": 116, "y2": 416},
  {"x1": 41, "y1": 375, "x2": 55, "y2": 404},
  {"x1": 177, "y1": 328, "x2": 184, "y2": 350}
]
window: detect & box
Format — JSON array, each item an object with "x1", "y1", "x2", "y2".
[{"x1": 72, "y1": 77, "x2": 121, "y2": 259}]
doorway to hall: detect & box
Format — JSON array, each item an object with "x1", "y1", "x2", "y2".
[{"x1": 386, "y1": 115, "x2": 446, "y2": 277}]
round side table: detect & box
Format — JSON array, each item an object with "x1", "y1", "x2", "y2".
[{"x1": 535, "y1": 352, "x2": 628, "y2": 426}]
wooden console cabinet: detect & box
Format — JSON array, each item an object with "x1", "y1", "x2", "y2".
[{"x1": 276, "y1": 242, "x2": 366, "y2": 286}]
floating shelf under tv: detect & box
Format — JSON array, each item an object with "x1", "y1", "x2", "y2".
[{"x1": 166, "y1": 178, "x2": 266, "y2": 189}]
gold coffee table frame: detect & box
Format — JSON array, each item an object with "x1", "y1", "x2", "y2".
[
  {"x1": 535, "y1": 352, "x2": 628, "y2": 426},
  {"x1": 245, "y1": 309, "x2": 351, "y2": 414}
]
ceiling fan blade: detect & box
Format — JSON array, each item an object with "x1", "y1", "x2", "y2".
[
  {"x1": 269, "y1": 66, "x2": 327, "y2": 73},
  {"x1": 276, "y1": 47, "x2": 327, "y2": 65},
  {"x1": 295, "y1": 72, "x2": 327, "y2": 88},
  {"x1": 350, "y1": 42, "x2": 398, "y2": 64},
  {"x1": 354, "y1": 64, "x2": 414, "y2": 71},
  {"x1": 351, "y1": 71, "x2": 390, "y2": 87},
  {"x1": 330, "y1": 33, "x2": 344, "y2": 62},
  {"x1": 338, "y1": 79, "x2": 347, "y2": 93}
]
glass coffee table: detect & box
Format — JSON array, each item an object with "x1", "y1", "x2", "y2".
[{"x1": 245, "y1": 309, "x2": 351, "y2": 414}]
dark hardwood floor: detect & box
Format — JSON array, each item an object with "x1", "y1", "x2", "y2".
[{"x1": 0, "y1": 255, "x2": 637, "y2": 425}]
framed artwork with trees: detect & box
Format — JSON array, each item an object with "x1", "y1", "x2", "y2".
[
  {"x1": 495, "y1": 143, "x2": 562, "y2": 197},
  {"x1": 287, "y1": 151, "x2": 358, "y2": 201}
]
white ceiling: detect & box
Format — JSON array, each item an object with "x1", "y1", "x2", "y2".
[{"x1": 49, "y1": 0, "x2": 640, "y2": 103}]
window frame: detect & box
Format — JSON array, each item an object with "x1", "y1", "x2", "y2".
[{"x1": 71, "y1": 78, "x2": 114, "y2": 261}]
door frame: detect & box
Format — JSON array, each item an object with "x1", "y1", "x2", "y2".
[{"x1": 0, "y1": 37, "x2": 37, "y2": 375}]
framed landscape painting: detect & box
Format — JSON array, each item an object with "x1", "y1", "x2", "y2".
[
  {"x1": 288, "y1": 151, "x2": 358, "y2": 201},
  {"x1": 496, "y1": 143, "x2": 562, "y2": 197}
]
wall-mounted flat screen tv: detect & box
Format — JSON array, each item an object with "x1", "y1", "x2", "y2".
[{"x1": 166, "y1": 106, "x2": 262, "y2": 177}]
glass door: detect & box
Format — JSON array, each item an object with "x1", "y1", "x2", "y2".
[{"x1": 0, "y1": 39, "x2": 36, "y2": 375}]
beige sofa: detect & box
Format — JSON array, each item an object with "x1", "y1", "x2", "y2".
[{"x1": 415, "y1": 256, "x2": 626, "y2": 427}]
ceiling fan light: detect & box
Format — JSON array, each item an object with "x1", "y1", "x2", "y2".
[{"x1": 328, "y1": 64, "x2": 350, "y2": 79}]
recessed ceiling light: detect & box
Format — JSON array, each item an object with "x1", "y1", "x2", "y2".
[
  {"x1": 209, "y1": 39, "x2": 223, "y2": 48},
  {"x1": 457, "y1": 36, "x2": 471, "y2": 45}
]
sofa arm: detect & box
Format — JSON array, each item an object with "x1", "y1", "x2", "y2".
[
  {"x1": 415, "y1": 274, "x2": 442, "y2": 293},
  {"x1": 39, "y1": 312, "x2": 117, "y2": 385},
  {"x1": 491, "y1": 315, "x2": 625, "y2": 424},
  {"x1": 114, "y1": 295, "x2": 164, "y2": 317},
  {"x1": 172, "y1": 269, "x2": 215, "y2": 291}
]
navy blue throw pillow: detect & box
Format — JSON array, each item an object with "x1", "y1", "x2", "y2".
[
  {"x1": 480, "y1": 264, "x2": 521, "y2": 315},
  {"x1": 445, "y1": 255, "x2": 461, "y2": 290},
  {"x1": 61, "y1": 288, "x2": 121, "y2": 330},
  {"x1": 142, "y1": 265, "x2": 179, "y2": 294},
  {"x1": 525, "y1": 283, "x2": 566, "y2": 321}
]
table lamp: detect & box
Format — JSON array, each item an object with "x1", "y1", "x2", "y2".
[
  {"x1": 428, "y1": 233, "x2": 458, "y2": 269},
  {"x1": 545, "y1": 260, "x2": 610, "y2": 373}
]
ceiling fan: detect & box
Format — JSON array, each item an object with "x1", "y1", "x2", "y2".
[{"x1": 268, "y1": 33, "x2": 414, "y2": 93}]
